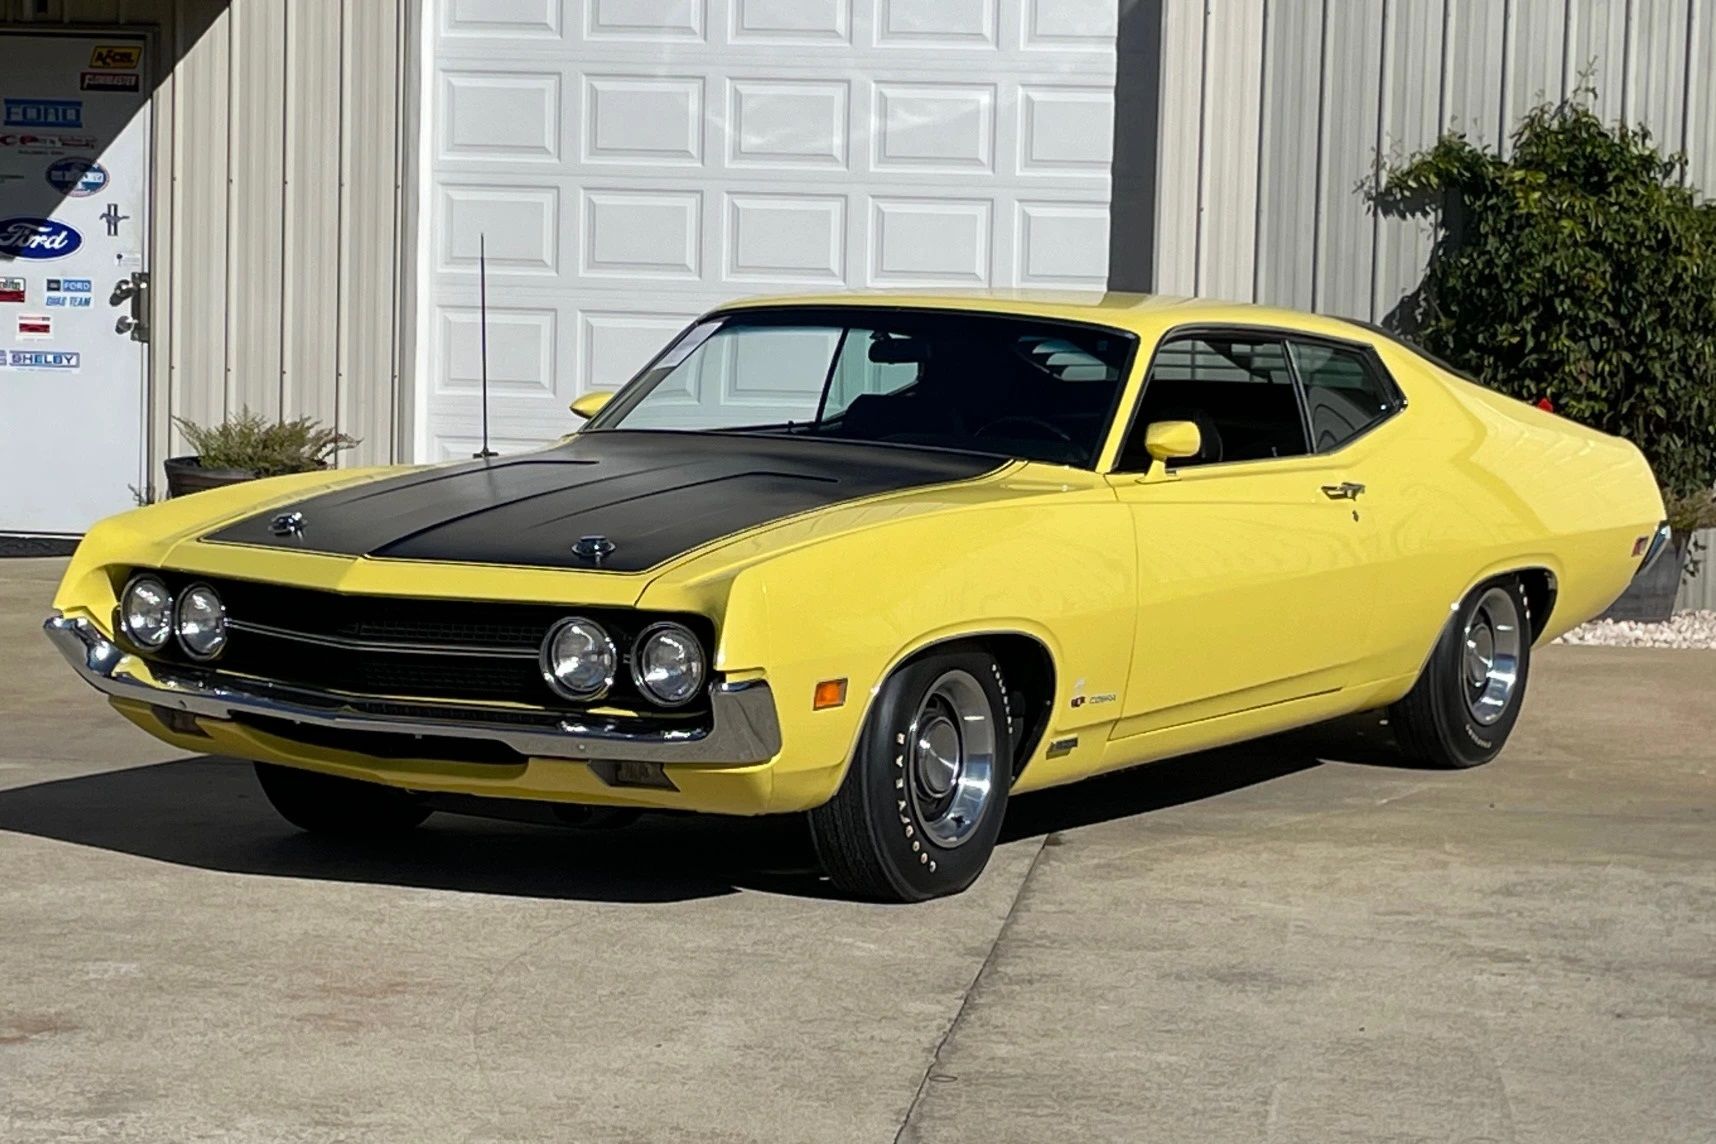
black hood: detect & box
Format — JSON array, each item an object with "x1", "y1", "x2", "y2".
[{"x1": 204, "y1": 431, "x2": 1002, "y2": 573}]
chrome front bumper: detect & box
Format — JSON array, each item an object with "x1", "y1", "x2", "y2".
[{"x1": 44, "y1": 614, "x2": 782, "y2": 766}]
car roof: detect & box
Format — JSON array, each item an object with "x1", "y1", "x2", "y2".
[{"x1": 714, "y1": 290, "x2": 1385, "y2": 345}]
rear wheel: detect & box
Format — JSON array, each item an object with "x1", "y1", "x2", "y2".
[
  {"x1": 809, "y1": 651, "x2": 1012, "y2": 902},
  {"x1": 1390, "y1": 576, "x2": 1532, "y2": 768},
  {"x1": 253, "y1": 762, "x2": 432, "y2": 835}
]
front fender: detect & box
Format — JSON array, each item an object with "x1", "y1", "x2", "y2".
[{"x1": 660, "y1": 492, "x2": 1135, "y2": 812}]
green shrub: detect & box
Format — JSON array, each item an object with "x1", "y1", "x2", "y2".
[
  {"x1": 1369, "y1": 93, "x2": 1716, "y2": 526},
  {"x1": 174, "y1": 410, "x2": 357, "y2": 477}
]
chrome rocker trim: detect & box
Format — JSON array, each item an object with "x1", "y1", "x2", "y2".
[{"x1": 44, "y1": 614, "x2": 782, "y2": 766}]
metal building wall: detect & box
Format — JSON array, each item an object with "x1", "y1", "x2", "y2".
[
  {"x1": 1, "y1": 0, "x2": 414, "y2": 483},
  {"x1": 1152, "y1": 0, "x2": 1716, "y2": 319}
]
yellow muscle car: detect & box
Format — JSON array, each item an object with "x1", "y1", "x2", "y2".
[{"x1": 45, "y1": 293, "x2": 1668, "y2": 901}]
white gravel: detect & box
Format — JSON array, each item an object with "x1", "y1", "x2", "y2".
[{"x1": 1553, "y1": 609, "x2": 1716, "y2": 649}]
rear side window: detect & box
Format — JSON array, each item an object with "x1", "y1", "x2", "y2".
[{"x1": 1288, "y1": 341, "x2": 1398, "y2": 452}]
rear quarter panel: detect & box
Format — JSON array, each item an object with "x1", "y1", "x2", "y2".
[{"x1": 1359, "y1": 342, "x2": 1663, "y2": 685}]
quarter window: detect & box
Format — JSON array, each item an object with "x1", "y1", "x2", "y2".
[{"x1": 1288, "y1": 341, "x2": 1397, "y2": 452}]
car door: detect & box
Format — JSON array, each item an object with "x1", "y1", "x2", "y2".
[{"x1": 1103, "y1": 329, "x2": 1388, "y2": 738}]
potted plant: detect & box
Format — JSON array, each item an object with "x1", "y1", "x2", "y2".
[
  {"x1": 1369, "y1": 92, "x2": 1716, "y2": 621},
  {"x1": 165, "y1": 410, "x2": 358, "y2": 498}
]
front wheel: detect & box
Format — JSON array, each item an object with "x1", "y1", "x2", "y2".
[
  {"x1": 809, "y1": 651, "x2": 1012, "y2": 902},
  {"x1": 1389, "y1": 576, "x2": 1533, "y2": 768},
  {"x1": 253, "y1": 762, "x2": 432, "y2": 835}
]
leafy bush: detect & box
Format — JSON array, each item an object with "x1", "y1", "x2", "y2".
[
  {"x1": 174, "y1": 410, "x2": 357, "y2": 477},
  {"x1": 1369, "y1": 94, "x2": 1716, "y2": 522}
]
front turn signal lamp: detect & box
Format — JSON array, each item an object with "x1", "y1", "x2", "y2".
[{"x1": 813, "y1": 678, "x2": 848, "y2": 710}]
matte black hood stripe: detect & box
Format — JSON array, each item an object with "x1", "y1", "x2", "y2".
[{"x1": 205, "y1": 431, "x2": 1003, "y2": 572}]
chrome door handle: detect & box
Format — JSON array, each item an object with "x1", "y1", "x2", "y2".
[{"x1": 1321, "y1": 482, "x2": 1366, "y2": 501}]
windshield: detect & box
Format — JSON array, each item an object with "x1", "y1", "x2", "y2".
[{"x1": 587, "y1": 307, "x2": 1139, "y2": 468}]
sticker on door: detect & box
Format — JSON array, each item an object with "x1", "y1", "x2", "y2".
[
  {"x1": 0, "y1": 217, "x2": 83, "y2": 260},
  {"x1": 88, "y1": 44, "x2": 142, "y2": 70},
  {"x1": 4, "y1": 99, "x2": 83, "y2": 128},
  {"x1": 81, "y1": 72, "x2": 141, "y2": 94},
  {"x1": 0, "y1": 277, "x2": 23, "y2": 304},
  {"x1": 45, "y1": 158, "x2": 107, "y2": 197},
  {"x1": 5, "y1": 349, "x2": 80, "y2": 371},
  {"x1": 16, "y1": 313, "x2": 53, "y2": 339}
]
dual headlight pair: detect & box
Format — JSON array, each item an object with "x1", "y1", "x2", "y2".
[
  {"x1": 542, "y1": 617, "x2": 705, "y2": 707},
  {"x1": 118, "y1": 574, "x2": 227, "y2": 660}
]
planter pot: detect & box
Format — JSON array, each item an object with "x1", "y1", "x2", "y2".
[
  {"x1": 1599, "y1": 535, "x2": 1688, "y2": 623},
  {"x1": 162, "y1": 455, "x2": 263, "y2": 498}
]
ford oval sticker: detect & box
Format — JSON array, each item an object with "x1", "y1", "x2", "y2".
[{"x1": 0, "y1": 217, "x2": 83, "y2": 261}]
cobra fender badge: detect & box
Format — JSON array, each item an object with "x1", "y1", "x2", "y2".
[
  {"x1": 269, "y1": 511, "x2": 306, "y2": 538},
  {"x1": 572, "y1": 535, "x2": 616, "y2": 563}
]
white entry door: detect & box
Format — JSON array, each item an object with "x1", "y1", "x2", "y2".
[{"x1": 0, "y1": 31, "x2": 151, "y2": 536}]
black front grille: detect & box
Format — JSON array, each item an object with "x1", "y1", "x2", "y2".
[{"x1": 134, "y1": 572, "x2": 713, "y2": 714}]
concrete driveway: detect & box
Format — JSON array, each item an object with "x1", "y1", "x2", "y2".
[{"x1": 3, "y1": 556, "x2": 1712, "y2": 1143}]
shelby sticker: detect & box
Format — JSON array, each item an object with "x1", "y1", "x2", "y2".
[
  {"x1": 0, "y1": 217, "x2": 82, "y2": 260},
  {"x1": 3, "y1": 99, "x2": 83, "y2": 129},
  {"x1": 6, "y1": 349, "x2": 80, "y2": 371},
  {"x1": 45, "y1": 158, "x2": 107, "y2": 197}
]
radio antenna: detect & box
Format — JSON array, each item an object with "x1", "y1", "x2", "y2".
[{"x1": 476, "y1": 232, "x2": 497, "y2": 459}]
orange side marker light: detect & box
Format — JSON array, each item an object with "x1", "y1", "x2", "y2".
[{"x1": 813, "y1": 678, "x2": 848, "y2": 710}]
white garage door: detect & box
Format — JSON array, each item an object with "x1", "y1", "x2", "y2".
[{"x1": 421, "y1": 0, "x2": 1117, "y2": 459}]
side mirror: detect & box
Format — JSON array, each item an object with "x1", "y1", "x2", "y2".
[
  {"x1": 569, "y1": 391, "x2": 613, "y2": 421},
  {"x1": 1143, "y1": 420, "x2": 1202, "y2": 463}
]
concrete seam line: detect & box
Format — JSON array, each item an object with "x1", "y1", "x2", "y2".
[{"x1": 891, "y1": 834, "x2": 1053, "y2": 1144}]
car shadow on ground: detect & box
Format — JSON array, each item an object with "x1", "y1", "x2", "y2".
[{"x1": 0, "y1": 713, "x2": 1413, "y2": 904}]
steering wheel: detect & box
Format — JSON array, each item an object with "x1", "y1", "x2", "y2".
[{"x1": 974, "y1": 416, "x2": 1073, "y2": 444}]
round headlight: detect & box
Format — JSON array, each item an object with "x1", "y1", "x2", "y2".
[
  {"x1": 540, "y1": 617, "x2": 617, "y2": 701},
  {"x1": 631, "y1": 623, "x2": 706, "y2": 707},
  {"x1": 119, "y1": 574, "x2": 174, "y2": 650},
  {"x1": 174, "y1": 582, "x2": 227, "y2": 660}
]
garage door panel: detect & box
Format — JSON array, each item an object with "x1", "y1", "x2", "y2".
[
  {"x1": 728, "y1": 79, "x2": 852, "y2": 169},
  {"x1": 580, "y1": 189, "x2": 704, "y2": 280},
  {"x1": 731, "y1": 0, "x2": 853, "y2": 45},
  {"x1": 442, "y1": 0, "x2": 564, "y2": 39},
  {"x1": 434, "y1": 305, "x2": 562, "y2": 402},
  {"x1": 438, "y1": 70, "x2": 563, "y2": 163},
  {"x1": 725, "y1": 193, "x2": 849, "y2": 283},
  {"x1": 582, "y1": 74, "x2": 706, "y2": 165},
  {"x1": 436, "y1": 185, "x2": 563, "y2": 277},
  {"x1": 425, "y1": 0, "x2": 1115, "y2": 456}
]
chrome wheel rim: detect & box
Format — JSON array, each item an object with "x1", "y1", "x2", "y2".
[
  {"x1": 905, "y1": 670, "x2": 996, "y2": 849},
  {"x1": 1463, "y1": 587, "x2": 1522, "y2": 725}
]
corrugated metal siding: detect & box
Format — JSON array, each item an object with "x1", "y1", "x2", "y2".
[
  {"x1": 1677, "y1": 531, "x2": 1716, "y2": 612},
  {"x1": 1158, "y1": 0, "x2": 1716, "y2": 316},
  {"x1": 1, "y1": 0, "x2": 411, "y2": 483}
]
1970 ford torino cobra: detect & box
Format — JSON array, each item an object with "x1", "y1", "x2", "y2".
[{"x1": 46, "y1": 293, "x2": 1668, "y2": 900}]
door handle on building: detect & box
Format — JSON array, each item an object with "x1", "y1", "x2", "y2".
[
  {"x1": 1320, "y1": 481, "x2": 1366, "y2": 501},
  {"x1": 110, "y1": 272, "x2": 150, "y2": 343}
]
